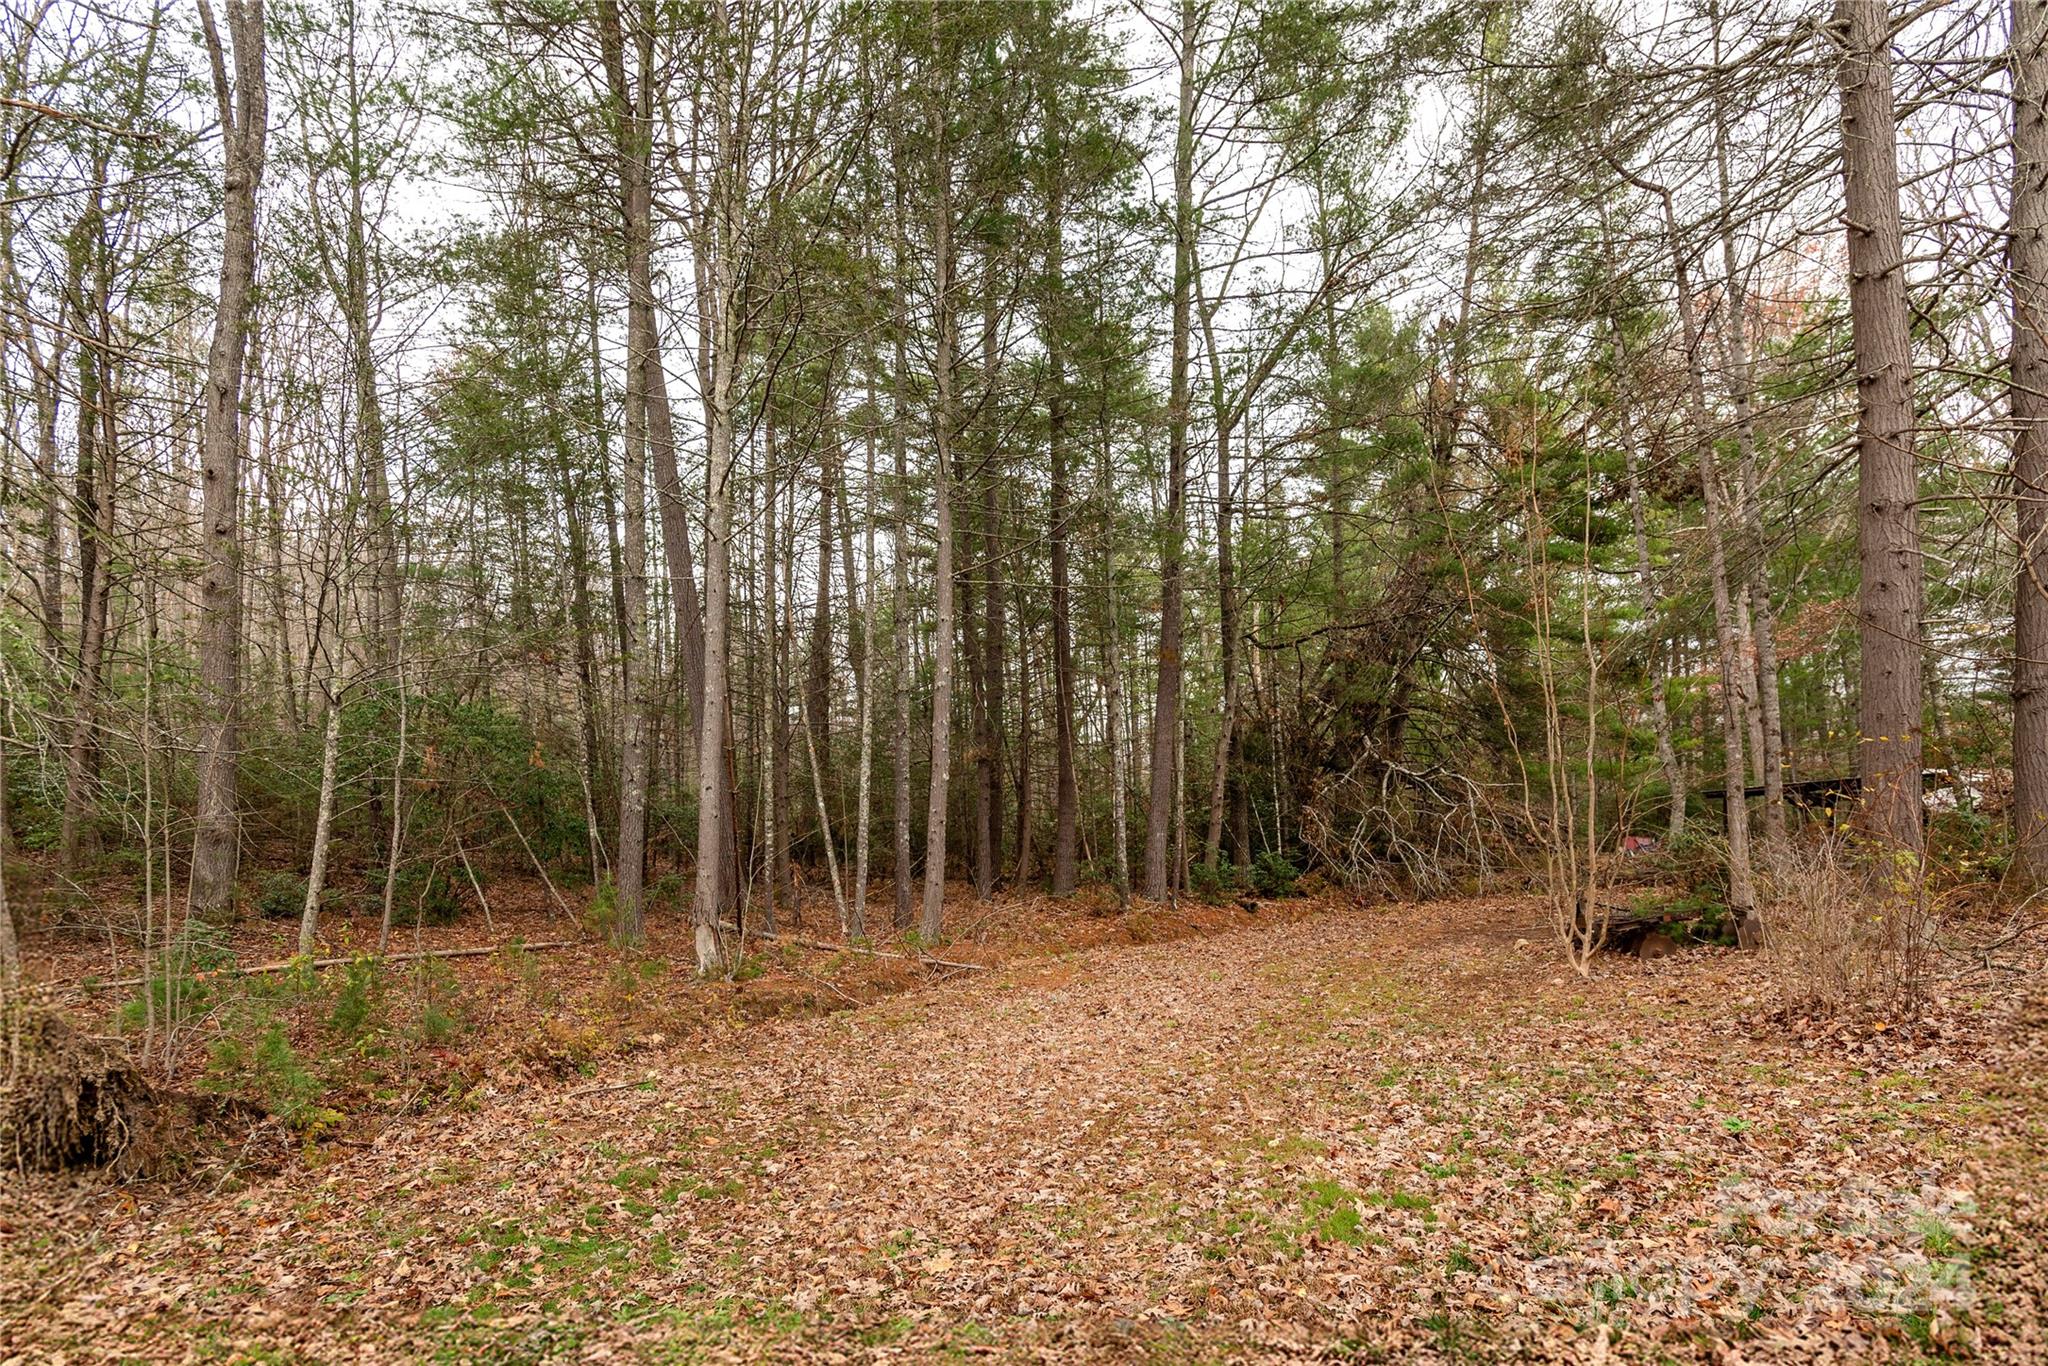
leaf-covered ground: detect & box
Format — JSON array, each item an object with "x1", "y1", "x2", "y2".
[{"x1": 3, "y1": 895, "x2": 2043, "y2": 1363}]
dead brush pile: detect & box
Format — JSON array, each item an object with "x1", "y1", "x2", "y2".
[
  {"x1": 1757, "y1": 833, "x2": 1935, "y2": 1021},
  {"x1": 1, "y1": 997, "x2": 161, "y2": 1176}
]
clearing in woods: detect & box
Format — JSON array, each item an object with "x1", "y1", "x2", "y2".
[{"x1": 2, "y1": 896, "x2": 2042, "y2": 1363}]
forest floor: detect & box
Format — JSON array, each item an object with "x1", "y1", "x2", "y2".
[{"x1": 2, "y1": 889, "x2": 2045, "y2": 1364}]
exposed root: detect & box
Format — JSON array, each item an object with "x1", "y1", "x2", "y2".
[{"x1": 1, "y1": 1000, "x2": 161, "y2": 1177}]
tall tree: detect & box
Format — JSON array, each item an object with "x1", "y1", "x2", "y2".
[
  {"x1": 1143, "y1": 0, "x2": 1196, "y2": 901},
  {"x1": 1836, "y1": 0, "x2": 1923, "y2": 857},
  {"x1": 919, "y1": 17, "x2": 960, "y2": 941},
  {"x1": 1038, "y1": 71, "x2": 1082, "y2": 894},
  {"x1": 593, "y1": 0, "x2": 655, "y2": 944},
  {"x1": 188, "y1": 0, "x2": 268, "y2": 920},
  {"x1": 2013, "y1": 0, "x2": 2048, "y2": 881},
  {"x1": 889, "y1": 153, "x2": 917, "y2": 928}
]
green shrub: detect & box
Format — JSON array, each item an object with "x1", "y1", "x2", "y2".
[
  {"x1": 1667, "y1": 887, "x2": 1736, "y2": 946},
  {"x1": 328, "y1": 957, "x2": 384, "y2": 1039},
  {"x1": 255, "y1": 871, "x2": 306, "y2": 921},
  {"x1": 498, "y1": 938, "x2": 545, "y2": 1002},
  {"x1": 1250, "y1": 851, "x2": 1300, "y2": 898},
  {"x1": 117, "y1": 922, "x2": 235, "y2": 1032},
  {"x1": 410, "y1": 958, "x2": 465, "y2": 1045},
  {"x1": 585, "y1": 877, "x2": 620, "y2": 939},
  {"x1": 210, "y1": 1019, "x2": 327, "y2": 1129},
  {"x1": 390, "y1": 865, "x2": 464, "y2": 926},
  {"x1": 1188, "y1": 860, "x2": 1245, "y2": 905},
  {"x1": 1930, "y1": 808, "x2": 2007, "y2": 882},
  {"x1": 418, "y1": 999, "x2": 461, "y2": 1045},
  {"x1": 344, "y1": 687, "x2": 591, "y2": 868},
  {"x1": 118, "y1": 971, "x2": 212, "y2": 1033}
]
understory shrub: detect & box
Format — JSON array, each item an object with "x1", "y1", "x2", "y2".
[
  {"x1": 1250, "y1": 850, "x2": 1300, "y2": 898},
  {"x1": 327, "y1": 957, "x2": 384, "y2": 1038},
  {"x1": 389, "y1": 864, "x2": 464, "y2": 926},
  {"x1": 1188, "y1": 860, "x2": 1245, "y2": 905},
  {"x1": 1927, "y1": 807, "x2": 2008, "y2": 884},
  {"x1": 208, "y1": 1019, "x2": 330, "y2": 1132},
  {"x1": 188, "y1": 948, "x2": 473, "y2": 1131},
  {"x1": 255, "y1": 871, "x2": 305, "y2": 921},
  {"x1": 411, "y1": 958, "x2": 465, "y2": 1044},
  {"x1": 1758, "y1": 835, "x2": 1933, "y2": 1018},
  {"x1": 584, "y1": 876, "x2": 620, "y2": 939},
  {"x1": 1297, "y1": 757, "x2": 1512, "y2": 899},
  {"x1": 116, "y1": 921, "x2": 234, "y2": 1035}
]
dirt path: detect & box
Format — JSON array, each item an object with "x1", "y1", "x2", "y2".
[{"x1": 3, "y1": 896, "x2": 2041, "y2": 1363}]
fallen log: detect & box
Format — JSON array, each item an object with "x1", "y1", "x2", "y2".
[
  {"x1": 82, "y1": 938, "x2": 580, "y2": 991},
  {"x1": 1575, "y1": 901, "x2": 1675, "y2": 956}
]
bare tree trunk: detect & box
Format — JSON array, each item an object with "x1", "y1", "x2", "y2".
[
  {"x1": 1012, "y1": 602, "x2": 1035, "y2": 886},
  {"x1": 890, "y1": 207, "x2": 916, "y2": 928},
  {"x1": 763, "y1": 419, "x2": 786, "y2": 930},
  {"x1": 1639, "y1": 180, "x2": 1759, "y2": 940},
  {"x1": 597, "y1": 0, "x2": 656, "y2": 944},
  {"x1": 0, "y1": 710, "x2": 18, "y2": 987},
  {"x1": 807, "y1": 427, "x2": 834, "y2": 872},
  {"x1": 59, "y1": 316, "x2": 111, "y2": 873},
  {"x1": 260, "y1": 380, "x2": 297, "y2": 732},
  {"x1": 602, "y1": 0, "x2": 706, "y2": 737},
  {"x1": 3, "y1": 96, "x2": 74, "y2": 701},
  {"x1": 1706, "y1": 50, "x2": 1788, "y2": 852},
  {"x1": 1173, "y1": 705, "x2": 1187, "y2": 897},
  {"x1": 778, "y1": 430, "x2": 800, "y2": 916},
  {"x1": 852, "y1": 388, "x2": 879, "y2": 938},
  {"x1": 1144, "y1": 0, "x2": 1196, "y2": 901},
  {"x1": 967, "y1": 487, "x2": 1006, "y2": 896},
  {"x1": 693, "y1": 381, "x2": 734, "y2": 973},
  {"x1": 309, "y1": 0, "x2": 401, "y2": 669},
  {"x1": 377, "y1": 651, "x2": 408, "y2": 955},
  {"x1": 1099, "y1": 400, "x2": 1130, "y2": 907},
  {"x1": 615, "y1": 325, "x2": 653, "y2": 942},
  {"x1": 188, "y1": 0, "x2": 268, "y2": 921},
  {"x1": 587, "y1": 256, "x2": 630, "y2": 672},
  {"x1": 1837, "y1": 0, "x2": 1924, "y2": 857},
  {"x1": 2013, "y1": 0, "x2": 2048, "y2": 880},
  {"x1": 833, "y1": 435, "x2": 863, "y2": 889},
  {"x1": 555, "y1": 437, "x2": 607, "y2": 877},
  {"x1": 978, "y1": 295, "x2": 1006, "y2": 895},
  {"x1": 962, "y1": 454, "x2": 990, "y2": 897},
  {"x1": 689, "y1": 31, "x2": 745, "y2": 976},
  {"x1": 1047, "y1": 250, "x2": 1079, "y2": 896},
  {"x1": 1038, "y1": 98, "x2": 1080, "y2": 895},
  {"x1": 640, "y1": 249, "x2": 705, "y2": 729},
  {"x1": 342, "y1": 210, "x2": 397, "y2": 667},
  {"x1": 1693, "y1": 383, "x2": 1758, "y2": 944},
  {"x1": 297, "y1": 682, "x2": 343, "y2": 958},
  {"x1": 1617, "y1": 390, "x2": 1686, "y2": 842},
  {"x1": 30, "y1": 353, "x2": 65, "y2": 666},
  {"x1": 1203, "y1": 419, "x2": 1238, "y2": 873},
  {"x1": 920, "y1": 85, "x2": 959, "y2": 942},
  {"x1": 1737, "y1": 596, "x2": 1767, "y2": 793},
  {"x1": 800, "y1": 697, "x2": 846, "y2": 931},
  {"x1": 357, "y1": 336, "x2": 399, "y2": 668}
]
